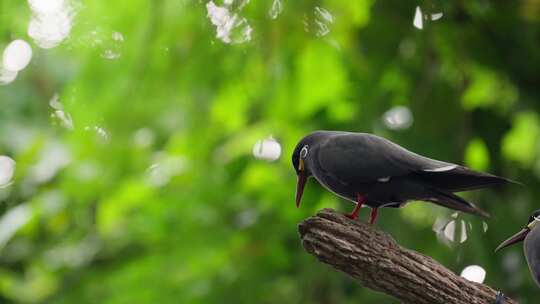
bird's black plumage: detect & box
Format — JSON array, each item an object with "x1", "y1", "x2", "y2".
[{"x1": 292, "y1": 131, "x2": 513, "y2": 221}]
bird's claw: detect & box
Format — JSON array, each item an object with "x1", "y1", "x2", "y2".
[
  {"x1": 345, "y1": 213, "x2": 358, "y2": 220},
  {"x1": 494, "y1": 290, "x2": 504, "y2": 304}
]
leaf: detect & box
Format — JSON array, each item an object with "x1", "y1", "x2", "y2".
[
  {"x1": 502, "y1": 112, "x2": 540, "y2": 167},
  {"x1": 465, "y1": 137, "x2": 490, "y2": 171}
]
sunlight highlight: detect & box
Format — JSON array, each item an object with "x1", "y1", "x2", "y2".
[
  {"x1": 84, "y1": 126, "x2": 110, "y2": 141},
  {"x1": 0, "y1": 156, "x2": 16, "y2": 187},
  {"x1": 269, "y1": 0, "x2": 282, "y2": 19},
  {"x1": 414, "y1": 6, "x2": 444, "y2": 30},
  {"x1": 432, "y1": 214, "x2": 469, "y2": 246},
  {"x1": 30, "y1": 142, "x2": 72, "y2": 184},
  {"x1": 28, "y1": 0, "x2": 64, "y2": 14},
  {"x1": 253, "y1": 136, "x2": 281, "y2": 161},
  {"x1": 0, "y1": 39, "x2": 33, "y2": 85},
  {"x1": 0, "y1": 68, "x2": 18, "y2": 85},
  {"x1": 146, "y1": 153, "x2": 188, "y2": 187},
  {"x1": 49, "y1": 94, "x2": 74, "y2": 129},
  {"x1": 314, "y1": 7, "x2": 333, "y2": 36},
  {"x1": 206, "y1": 1, "x2": 253, "y2": 44},
  {"x1": 413, "y1": 6, "x2": 424, "y2": 29},
  {"x1": 383, "y1": 106, "x2": 413, "y2": 130},
  {"x1": 0, "y1": 204, "x2": 32, "y2": 250},
  {"x1": 431, "y1": 12, "x2": 443, "y2": 21},
  {"x1": 460, "y1": 265, "x2": 486, "y2": 283},
  {"x1": 101, "y1": 31, "x2": 124, "y2": 60},
  {"x1": 2, "y1": 40, "x2": 33, "y2": 72},
  {"x1": 28, "y1": 0, "x2": 76, "y2": 49},
  {"x1": 133, "y1": 128, "x2": 155, "y2": 148},
  {"x1": 304, "y1": 6, "x2": 334, "y2": 37}
]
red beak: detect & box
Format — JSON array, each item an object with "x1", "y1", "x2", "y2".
[
  {"x1": 495, "y1": 228, "x2": 530, "y2": 252},
  {"x1": 295, "y1": 171, "x2": 307, "y2": 208}
]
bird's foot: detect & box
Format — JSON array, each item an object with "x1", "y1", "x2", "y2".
[
  {"x1": 345, "y1": 194, "x2": 365, "y2": 221},
  {"x1": 494, "y1": 290, "x2": 505, "y2": 304},
  {"x1": 345, "y1": 213, "x2": 358, "y2": 220},
  {"x1": 369, "y1": 208, "x2": 378, "y2": 224}
]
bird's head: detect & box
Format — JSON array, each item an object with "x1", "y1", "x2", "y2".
[
  {"x1": 495, "y1": 209, "x2": 540, "y2": 252},
  {"x1": 292, "y1": 135, "x2": 318, "y2": 208}
]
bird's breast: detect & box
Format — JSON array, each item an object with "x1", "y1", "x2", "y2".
[
  {"x1": 311, "y1": 169, "x2": 390, "y2": 206},
  {"x1": 311, "y1": 173, "x2": 356, "y2": 202}
]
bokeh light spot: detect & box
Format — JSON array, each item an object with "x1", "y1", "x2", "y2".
[
  {"x1": 460, "y1": 265, "x2": 486, "y2": 283},
  {"x1": 253, "y1": 136, "x2": 281, "y2": 161}
]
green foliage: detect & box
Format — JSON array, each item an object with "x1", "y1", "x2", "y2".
[
  {"x1": 465, "y1": 137, "x2": 490, "y2": 171},
  {"x1": 462, "y1": 64, "x2": 518, "y2": 112},
  {"x1": 297, "y1": 41, "x2": 348, "y2": 118},
  {"x1": 503, "y1": 112, "x2": 540, "y2": 167},
  {"x1": 1, "y1": 1, "x2": 540, "y2": 303}
]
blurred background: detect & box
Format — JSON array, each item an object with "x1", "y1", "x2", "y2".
[{"x1": 0, "y1": 0, "x2": 539, "y2": 303}]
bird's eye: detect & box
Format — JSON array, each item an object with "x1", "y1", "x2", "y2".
[{"x1": 300, "y1": 146, "x2": 308, "y2": 159}]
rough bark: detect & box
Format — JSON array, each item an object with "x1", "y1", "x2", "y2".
[{"x1": 298, "y1": 209, "x2": 516, "y2": 304}]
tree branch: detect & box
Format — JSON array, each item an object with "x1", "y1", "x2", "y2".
[{"x1": 298, "y1": 209, "x2": 516, "y2": 304}]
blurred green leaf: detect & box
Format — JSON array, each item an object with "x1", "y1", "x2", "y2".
[
  {"x1": 296, "y1": 41, "x2": 347, "y2": 118},
  {"x1": 462, "y1": 65, "x2": 518, "y2": 112},
  {"x1": 465, "y1": 137, "x2": 490, "y2": 171},
  {"x1": 502, "y1": 112, "x2": 540, "y2": 167}
]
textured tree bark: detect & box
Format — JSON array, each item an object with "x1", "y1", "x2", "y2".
[{"x1": 298, "y1": 209, "x2": 517, "y2": 304}]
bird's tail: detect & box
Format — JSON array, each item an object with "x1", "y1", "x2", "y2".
[
  {"x1": 418, "y1": 167, "x2": 520, "y2": 193},
  {"x1": 425, "y1": 187, "x2": 490, "y2": 218}
]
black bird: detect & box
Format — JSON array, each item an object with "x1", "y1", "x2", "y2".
[
  {"x1": 496, "y1": 209, "x2": 540, "y2": 287},
  {"x1": 292, "y1": 131, "x2": 512, "y2": 224}
]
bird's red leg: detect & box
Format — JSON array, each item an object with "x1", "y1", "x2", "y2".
[
  {"x1": 369, "y1": 208, "x2": 379, "y2": 224},
  {"x1": 346, "y1": 194, "x2": 365, "y2": 220}
]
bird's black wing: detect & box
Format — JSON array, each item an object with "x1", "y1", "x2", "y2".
[
  {"x1": 316, "y1": 133, "x2": 453, "y2": 184},
  {"x1": 317, "y1": 133, "x2": 511, "y2": 192}
]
